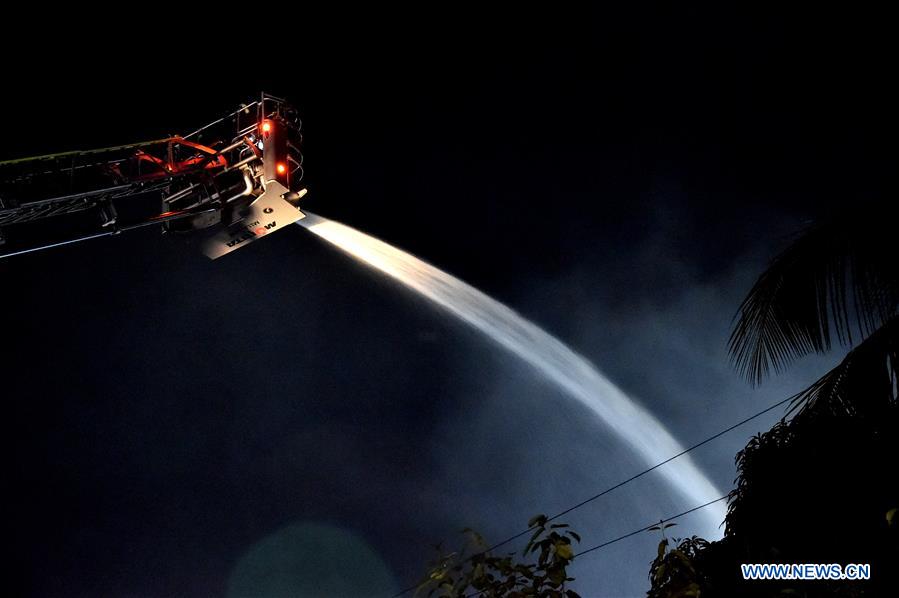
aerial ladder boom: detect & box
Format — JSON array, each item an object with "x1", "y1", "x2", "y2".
[{"x1": 0, "y1": 93, "x2": 307, "y2": 260}]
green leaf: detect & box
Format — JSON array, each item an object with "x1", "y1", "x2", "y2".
[
  {"x1": 670, "y1": 549, "x2": 696, "y2": 573},
  {"x1": 473, "y1": 563, "x2": 485, "y2": 581},
  {"x1": 555, "y1": 543, "x2": 574, "y2": 560},
  {"x1": 524, "y1": 527, "x2": 544, "y2": 555},
  {"x1": 655, "y1": 563, "x2": 667, "y2": 582},
  {"x1": 547, "y1": 566, "x2": 566, "y2": 586}
]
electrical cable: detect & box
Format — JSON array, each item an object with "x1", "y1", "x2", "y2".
[
  {"x1": 391, "y1": 394, "x2": 792, "y2": 596},
  {"x1": 461, "y1": 496, "x2": 730, "y2": 598}
]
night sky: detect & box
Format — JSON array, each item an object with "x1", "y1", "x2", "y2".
[{"x1": 2, "y1": 7, "x2": 893, "y2": 597}]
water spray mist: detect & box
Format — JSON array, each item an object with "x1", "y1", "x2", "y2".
[{"x1": 297, "y1": 213, "x2": 726, "y2": 533}]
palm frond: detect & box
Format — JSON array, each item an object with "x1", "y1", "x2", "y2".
[
  {"x1": 729, "y1": 211, "x2": 898, "y2": 384},
  {"x1": 787, "y1": 314, "x2": 899, "y2": 418}
]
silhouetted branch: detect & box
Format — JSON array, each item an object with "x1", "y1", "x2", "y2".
[{"x1": 729, "y1": 210, "x2": 898, "y2": 384}]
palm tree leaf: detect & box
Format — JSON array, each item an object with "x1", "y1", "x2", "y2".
[
  {"x1": 787, "y1": 314, "x2": 898, "y2": 418},
  {"x1": 729, "y1": 210, "x2": 898, "y2": 384}
]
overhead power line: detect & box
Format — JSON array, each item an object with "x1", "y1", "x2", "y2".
[
  {"x1": 573, "y1": 495, "x2": 729, "y2": 558},
  {"x1": 463, "y1": 496, "x2": 730, "y2": 598},
  {"x1": 392, "y1": 395, "x2": 792, "y2": 597}
]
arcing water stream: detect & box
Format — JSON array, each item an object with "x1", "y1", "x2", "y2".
[{"x1": 297, "y1": 213, "x2": 726, "y2": 532}]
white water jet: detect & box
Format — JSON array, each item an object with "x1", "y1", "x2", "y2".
[{"x1": 297, "y1": 213, "x2": 726, "y2": 532}]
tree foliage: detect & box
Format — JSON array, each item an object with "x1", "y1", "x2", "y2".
[
  {"x1": 647, "y1": 527, "x2": 710, "y2": 598},
  {"x1": 729, "y1": 207, "x2": 898, "y2": 416},
  {"x1": 415, "y1": 515, "x2": 583, "y2": 598},
  {"x1": 647, "y1": 203, "x2": 899, "y2": 596},
  {"x1": 729, "y1": 208, "x2": 898, "y2": 380},
  {"x1": 785, "y1": 314, "x2": 898, "y2": 419},
  {"x1": 647, "y1": 405, "x2": 898, "y2": 596}
]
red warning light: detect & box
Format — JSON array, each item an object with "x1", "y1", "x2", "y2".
[
  {"x1": 276, "y1": 162, "x2": 287, "y2": 174},
  {"x1": 261, "y1": 121, "x2": 272, "y2": 134}
]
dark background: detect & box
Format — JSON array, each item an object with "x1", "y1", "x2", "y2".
[{"x1": 1, "y1": 6, "x2": 893, "y2": 596}]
